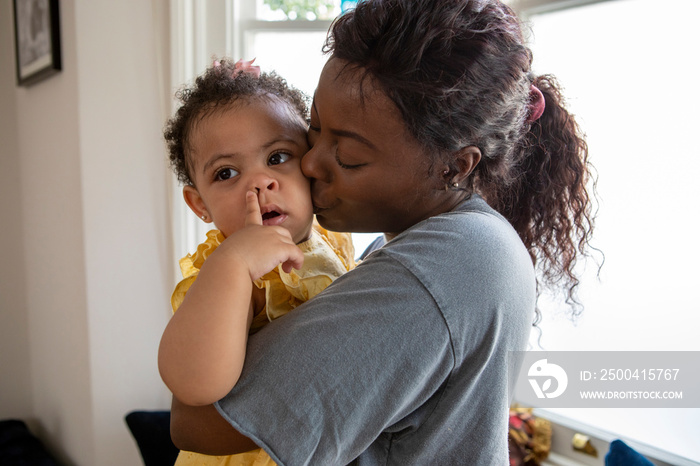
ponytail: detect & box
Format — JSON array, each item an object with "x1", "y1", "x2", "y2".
[{"x1": 497, "y1": 74, "x2": 596, "y2": 315}]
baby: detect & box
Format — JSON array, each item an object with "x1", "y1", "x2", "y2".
[{"x1": 158, "y1": 58, "x2": 354, "y2": 466}]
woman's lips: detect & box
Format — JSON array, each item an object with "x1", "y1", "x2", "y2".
[
  {"x1": 312, "y1": 199, "x2": 339, "y2": 215},
  {"x1": 310, "y1": 191, "x2": 335, "y2": 214},
  {"x1": 312, "y1": 202, "x2": 336, "y2": 215}
]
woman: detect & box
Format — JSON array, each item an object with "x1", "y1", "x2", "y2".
[{"x1": 170, "y1": 0, "x2": 594, "y2": 463}]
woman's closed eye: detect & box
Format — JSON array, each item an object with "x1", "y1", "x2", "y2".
[
  {"x1": 335, "y1": 156, "x2": 365, "y2": 170},
  {"x1": 335, "y1": 151, "x2": 367, "y2": 170},
  {"x1": 214, "y1": 167, "x2": 239, "y2": 181}
]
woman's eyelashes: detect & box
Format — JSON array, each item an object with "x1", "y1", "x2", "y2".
[
  {"x1": 335, "y1": 153, "x2": 366, "y2": 170},
  {"x1": 306, "y1": 116, "x2": 364, "y2": 169}
]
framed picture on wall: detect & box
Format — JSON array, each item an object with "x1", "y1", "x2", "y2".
[{"x1": 13, "y1": 0, "x2": 62, "y2": 87}]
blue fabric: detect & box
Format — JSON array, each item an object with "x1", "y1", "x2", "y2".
[
  {"x1": 358, "y1": 235, "x2": 385, "y2": 260},
  {"x1": 605, "y1": 439, "x2": 654, "y2": 466},
  {"x1": 0, "y1": 419, "x2": 61, "y2": 466},
  {"x1": 125, "y1": 411, "x2": 179, "y2": 466}
]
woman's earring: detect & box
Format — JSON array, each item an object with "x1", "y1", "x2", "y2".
[
  {"x1": 443, "y1": 169, "x2": 452, "y2": 191},
  {"x1": 201, "y1": 214, "x2": 208, "y2": 221}
]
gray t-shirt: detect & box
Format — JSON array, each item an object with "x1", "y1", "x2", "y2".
[{"x1": 215, "y1": 195, "x2": 535, "y2": 465}]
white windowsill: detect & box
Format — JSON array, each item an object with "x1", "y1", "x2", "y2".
[{"x1": 537, "y1": 409, "x2": 699, "y2": 466}]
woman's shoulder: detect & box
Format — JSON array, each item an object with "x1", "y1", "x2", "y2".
[
  {"x1": 359, "y1": 195, "x2": 535, "y2": 359},
  {"x1": 437, "y1": 195, "x2": 513, "y2": 234},
  {"x1": 373, "y1": 194, "x2": 535, "y2": 304},
  {"x1": 388, "y1": 195, "x2": 524, "y2": 261}
]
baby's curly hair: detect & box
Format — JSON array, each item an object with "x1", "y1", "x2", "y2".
[{"x1": 164, "y1": 58, "x2": 309, "y2": 186}]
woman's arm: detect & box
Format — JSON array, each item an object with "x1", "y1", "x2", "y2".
[
  {"x1": 170, "y1": 397, "x2": 260, "y2": 455},
  {"x1": 159, "y1": 192, "x2": 304, "y2": 406}
]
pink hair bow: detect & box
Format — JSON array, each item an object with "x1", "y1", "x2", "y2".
[
  {"x1": 212, "y1": 58, "x2": 261, "y2": 79},
  {"x1": 233, "y1": 58, "x2": 261, "y2": 78}
]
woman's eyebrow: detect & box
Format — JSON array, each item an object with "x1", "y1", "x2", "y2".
[
  {"x1": 311, "y1": 96, "x2": 377, "y2": 150},
  {"x1": 329, "y1": 128, "x2": 377, "y2": 150}
]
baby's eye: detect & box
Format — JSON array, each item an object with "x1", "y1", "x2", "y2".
[
  {"x1": 268, "y1": 152, "x2": 292, "y2": 166},
  {"x1": 214, "y1": 167, "x2": 239, "y2": 181}
]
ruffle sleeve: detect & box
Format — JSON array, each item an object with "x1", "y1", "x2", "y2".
[
  {"x1": 250, "y1": 223, "x2": 355, "y2": 332},
  {"x1": 170, "y1": 224, "x2": 355, "y2": 331},
  {"x1": 170, "y1": 230, "x2": 225, "y2": 313}
]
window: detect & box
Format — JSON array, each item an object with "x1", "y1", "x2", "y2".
[{"x1": 517, "y1": 0, "x2": 700, "y2": 462}]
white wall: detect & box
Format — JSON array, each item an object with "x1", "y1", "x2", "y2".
[
  {"x1": 0, "y1": 0, "x2": 32, "y2": 422},
  {"x1": 0, "y1": 1, "x2": 174, "y2": 465}
]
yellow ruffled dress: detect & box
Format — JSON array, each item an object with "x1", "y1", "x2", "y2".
[{"x1": 170, "y1": 224, "x2": 355, "y2": 466}]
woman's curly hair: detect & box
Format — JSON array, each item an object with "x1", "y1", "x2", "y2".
[
  {"x1": 164, "y1": 58, "x2": 309, "y2": 186},
  {"x1": 326, "y1": 0, "x2": 597, "y2": 318}
]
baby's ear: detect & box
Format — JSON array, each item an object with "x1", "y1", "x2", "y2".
[{"x1": 183, "y1": 185, "x2": 212, "y2": 223}]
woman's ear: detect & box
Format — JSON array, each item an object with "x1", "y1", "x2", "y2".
[
  {"x1": 452, "y1": 146, "x2": 481, "y2": 185},
  {"x1": 183, "y1": 185, "x2": 212, "y2": 223}
]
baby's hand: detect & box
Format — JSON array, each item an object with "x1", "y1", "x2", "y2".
[{"x1": 219, "y1": 192, "x2": 304, "y2": 280}]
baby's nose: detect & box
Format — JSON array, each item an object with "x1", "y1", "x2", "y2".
[{"x1": 249, "y1": 172, "x2": 279, "y2": 193}]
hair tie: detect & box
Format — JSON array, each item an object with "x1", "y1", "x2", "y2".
[{"x1": 527, "y1": 84, "x2": 545, "y2": 123}]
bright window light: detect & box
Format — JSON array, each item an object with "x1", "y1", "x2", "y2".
[{"x1": 524, "y1": 1, "x2": 700, "y2": 461}]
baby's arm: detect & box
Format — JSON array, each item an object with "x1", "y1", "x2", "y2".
[{"x1": 158, "y1": 192, "x2": 304, "y2": 406}]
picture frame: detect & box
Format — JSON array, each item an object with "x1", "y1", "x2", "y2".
[{"x1": 13, "y1": 0, "x2": 62, "y2": 87}]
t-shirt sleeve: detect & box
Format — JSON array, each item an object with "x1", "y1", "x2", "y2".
[{"x1": 214, "y1": 252, "x2": 455, "y2": 466}]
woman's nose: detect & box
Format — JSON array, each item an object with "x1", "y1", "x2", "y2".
[{"x1": 301, "y1": 144, "x2": 324, "y2": 181}]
